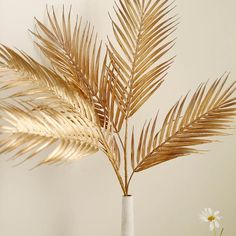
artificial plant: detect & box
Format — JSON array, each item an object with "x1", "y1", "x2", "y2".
[{"x1": 0, "y1": 0, "x2": 235, "y2": 199}]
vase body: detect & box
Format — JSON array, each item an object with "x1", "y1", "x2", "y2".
[{"x1": 121, "y1": 195, "x2": 135, "y2": 236}]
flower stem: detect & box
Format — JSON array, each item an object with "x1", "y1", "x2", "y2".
[
  {"x1": 220, "y1": 228, "x2": 224, "y2": 236},
  {"x1": 213, "y1": 228, "x2": 217, "y2": 236}
]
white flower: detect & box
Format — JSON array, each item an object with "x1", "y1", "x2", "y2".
[{"x1": 200, "y1": 208, "x2": 222, "y2": 231}]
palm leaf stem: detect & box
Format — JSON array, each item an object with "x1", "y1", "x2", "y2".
[
  {"x1": 98, "y1": 127, "x2": 126, "y2": 194},
  {"x1": 124, "y1": 118, "x2": 129, "y2": 194}
]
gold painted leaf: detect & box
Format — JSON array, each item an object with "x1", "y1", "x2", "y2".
[
  {"x1": 108, "y1": 0, "x2": 177, "y2": 120},
  {"x1": 0, "y1": 101, "x2": 101, "y2": 166},
  {"x1": 33, "y1": 7, "x2": 110, "y2": 127},
  {"x1": 0, "y1": 45, "x2": 91, "y2": 116},
  {"x1": 133, "y1": 74, "x2": 236, "y2": 172}
]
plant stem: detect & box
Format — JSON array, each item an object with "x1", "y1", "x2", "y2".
[
  {"x1": 106, "y1": 150, "x2": 126, "y2": 194},
  {"x1": 213, "y1": 228, "x2": 217, "y2": 236},
  {"x1": 220, "y1": 228, "x2": 224, "y2": 236},
  {"x1": 116, "y1": 129, "x2": 125, "y2": 151},
  {"x1": 99, "y1": 128, "x2": 126, "y2": 194},
  {"x1": 127, "y1": 171, "x2": 135, "y2": 192},
  {"x1": 124, "y1": 118, "x2": 129, "y2": 195}
]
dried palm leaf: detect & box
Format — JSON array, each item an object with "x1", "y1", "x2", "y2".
[
  {"x1": 32, "y1": 7, "x2": 111, "y2": 127},
  {"x1": 132, "y1": 75, "x2": 236, "y2": 172},
  {"x1": 0, "y1": 101, "x2": 100, "y2": 166},
  {"x1": 0, "y1": 45, "x2": 93, "y2": 116},
  {"x1": 108, "y1": 0, "x2": 177, "y2": 119}
]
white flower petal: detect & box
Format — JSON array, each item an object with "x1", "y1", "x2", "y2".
[
  {"x1": 216, "y1": 215, "x2": 223, "y2": 220},
  {"x1": 214, "y1": 210, "x2": 220, "y2": 215},
  {"x1": 200, "y1": 210, "x2": 208, "y2": 218},
  {"x1": 204, "y1": 208, "x2": 209, "y2": 214},
  {"x1": 208, "y1": 208, "x2": 213, "y2": 215}
]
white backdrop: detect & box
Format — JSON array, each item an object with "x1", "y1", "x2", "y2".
[{"x1": 0, "y1": 0, "x2": 236, "y2": 236}]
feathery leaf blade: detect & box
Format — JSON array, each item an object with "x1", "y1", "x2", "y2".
[
  {"x1": 0, "y1": 101, "x2": 101, "y2": 165},
  {"x1": 108, "y1": 0, "x2": 177, "y2": 119},
  {"x1": 134, "y1": 75, "x2": 236, "y2": 172}
]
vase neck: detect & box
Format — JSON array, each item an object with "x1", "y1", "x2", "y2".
[{"x1": 121, "y1": 195, "x2": 135, "y2": 236}]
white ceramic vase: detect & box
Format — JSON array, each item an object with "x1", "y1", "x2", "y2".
[{"x1": 121, "y1": 195, "x2": 135, "y2": 236}]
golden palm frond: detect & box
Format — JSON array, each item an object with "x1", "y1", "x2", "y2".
[
  {"x1": 32, "y1": 7, "x2": 111, "y2": 127},
  {"x1": 108, "y1": 0, "x2": 177, "y2": 119},
  {"x1": 131, "y1": 75, "x2": 236, "y2": 172},
  {"x1": 0, "y1": 101, "x2": 100, "y2": 166},
  {"x1": 0, "y1": 45, "x2": 110, "y2": 165},
  {"x1": 0, "y1": 45, "x2": 92, "y2": 116}
]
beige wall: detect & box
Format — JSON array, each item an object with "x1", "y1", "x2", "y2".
[{"x1": 0, "y1": 0, "x2": 235, "y2": 235}]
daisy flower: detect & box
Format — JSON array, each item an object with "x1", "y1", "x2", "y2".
[{"x1": 200, "y1": 208, "x2": 222, "y2": 231}]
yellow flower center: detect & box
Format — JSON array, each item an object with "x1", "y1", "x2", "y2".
[{"x1": 208, "y1": 216, "x2": 215, "y2": 222}]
